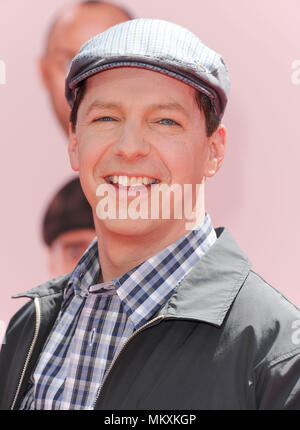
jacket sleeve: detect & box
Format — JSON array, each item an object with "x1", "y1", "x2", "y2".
[{"x1": 256, "y1": 348, "x2": 300, "y2": 410}]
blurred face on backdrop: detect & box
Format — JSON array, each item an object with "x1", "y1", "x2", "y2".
[
  {"x1": 48, "y1": 229, "x2": 96, "y2": 278},
  {"x1": 68, "y1": 68, "x2": 226, "y2": 244},
  {"x1": 39, "y1": 2, "x2": 131, "y2": 135}
]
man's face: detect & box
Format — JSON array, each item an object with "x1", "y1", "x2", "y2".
[
  {"x1": 40, "y1": 4, "x2": 130, "y2": 135},
  {"x1": 69, "y1": 68, "x2": 225, "y2": 238},
  {"x1": 48, "y1": 229, "x2": 96, "y2": 278}
]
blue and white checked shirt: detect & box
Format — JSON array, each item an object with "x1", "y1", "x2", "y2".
[{"x1": 20, "y1": 214, "x2": 216, "y2": 410}]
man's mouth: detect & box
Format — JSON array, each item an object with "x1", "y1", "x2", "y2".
[{"x1": 104, "y1": 175, "x2": 160, "y2": 189}]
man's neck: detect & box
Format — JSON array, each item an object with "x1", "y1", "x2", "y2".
[{"x1": 95, "y1": 218, "x2": 203, "y2": 283}]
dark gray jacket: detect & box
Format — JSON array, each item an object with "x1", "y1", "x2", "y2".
[{"x1": 1, "y1": 227, "x2": 300, "y2": 410}]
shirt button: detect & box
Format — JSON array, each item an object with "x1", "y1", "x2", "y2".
[{"x1": 89, "y1": 328, "x2": 96, "y2": 346}]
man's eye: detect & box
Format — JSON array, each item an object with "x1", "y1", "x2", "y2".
[
  {"x1": 158, "y1": 118, "x2": 180, "y2": 126},
  {"x1": 93, "y1": 116, "x2": 116, "y2": 122}
]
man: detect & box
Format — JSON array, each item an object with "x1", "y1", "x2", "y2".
[
  {"x1": 39, "y1": 0, "x2": 132, "y2": 135},
  {"x1": 1, "y1": 19, "x2": 299, "y2": 410},
  {"x1": 42, "y1": 177, "x2": 95, "y2": 277}
]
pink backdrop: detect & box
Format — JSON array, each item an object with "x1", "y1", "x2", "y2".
[{"x1": 0, "y1": 0, "x2": 299, "y2": 334}]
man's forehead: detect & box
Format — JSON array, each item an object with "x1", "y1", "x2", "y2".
[{"x1": 82, "y1": 68, "x2": 198, "y2": 105}]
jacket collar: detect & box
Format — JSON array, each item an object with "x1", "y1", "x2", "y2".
[
  {"x1": 158, "y1": 227, "x2": 252, "y2": 327},
  {"x1": 13, "y1": 272, "x2": 71, "y2": 300},
  {"x1": 13, "y1": 228, "x2": 251, "y2": 328}
]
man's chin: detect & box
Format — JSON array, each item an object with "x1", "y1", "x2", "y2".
[{"x1": 98, "y1": 217, "x2": 166, "y2": 238}]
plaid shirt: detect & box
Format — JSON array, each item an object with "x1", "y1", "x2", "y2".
[{"x1": 20, "y1": 214, "x2": 216, "y2": 410}]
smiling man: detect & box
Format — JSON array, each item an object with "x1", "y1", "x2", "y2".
[
  {"x1": 68, "y1": 66, "x2": 224, "y2": 281},
  {"x1": 1, "y1": 19, "x2": 299, "y2": 410}
]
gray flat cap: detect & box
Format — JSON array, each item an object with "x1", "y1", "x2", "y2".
[{"x1": 66, "y1": 19, "x2": 230, "y2": 118}]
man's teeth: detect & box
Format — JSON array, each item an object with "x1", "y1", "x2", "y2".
[{"x1": 107, "y1": 175, "x2": 158, "y2": 186}]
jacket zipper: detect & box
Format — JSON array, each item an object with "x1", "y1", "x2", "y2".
[
  {"x1": 92, "y1": 315, "x2": 164, "y2": 409},
  {"x1": 10, "y1": 297, "x2": 41, "y2": 410}
]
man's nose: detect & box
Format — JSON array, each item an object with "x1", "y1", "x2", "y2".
[{"x1": 112, "y1": 122, "x2": 150, "y2": 161}]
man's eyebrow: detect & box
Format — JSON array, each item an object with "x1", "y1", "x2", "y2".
[
  {"x1": 149, "y1": 102, "x2": 189, "y2": 116},
  {"x1": 85, "y1": 101, "x2": 121, "y2": 116},
  {"x1": 84, "y1": 101, "x2": 190, "y2": 117}
]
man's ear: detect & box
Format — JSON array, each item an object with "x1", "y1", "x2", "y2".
[
  {"x1": 204, "y1": 124, "x2": 226, "y2": 178},
  {"x1": 39, "y1": 56, "x2": 50, "y2": 90},
  {"x1": 68, "y1": 123, "x2": 79, "y2": 172}
]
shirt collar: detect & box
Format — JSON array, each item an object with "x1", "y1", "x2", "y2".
[
  {"x1": 66, "y1": 237, "x2": 100, "y2": 298},
  {"x1": 65, "y1": 214, "x2": 216, "y2": 329},
  {"x1": 114, "y1": 213, "x2": 216, "y2": 329}
]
